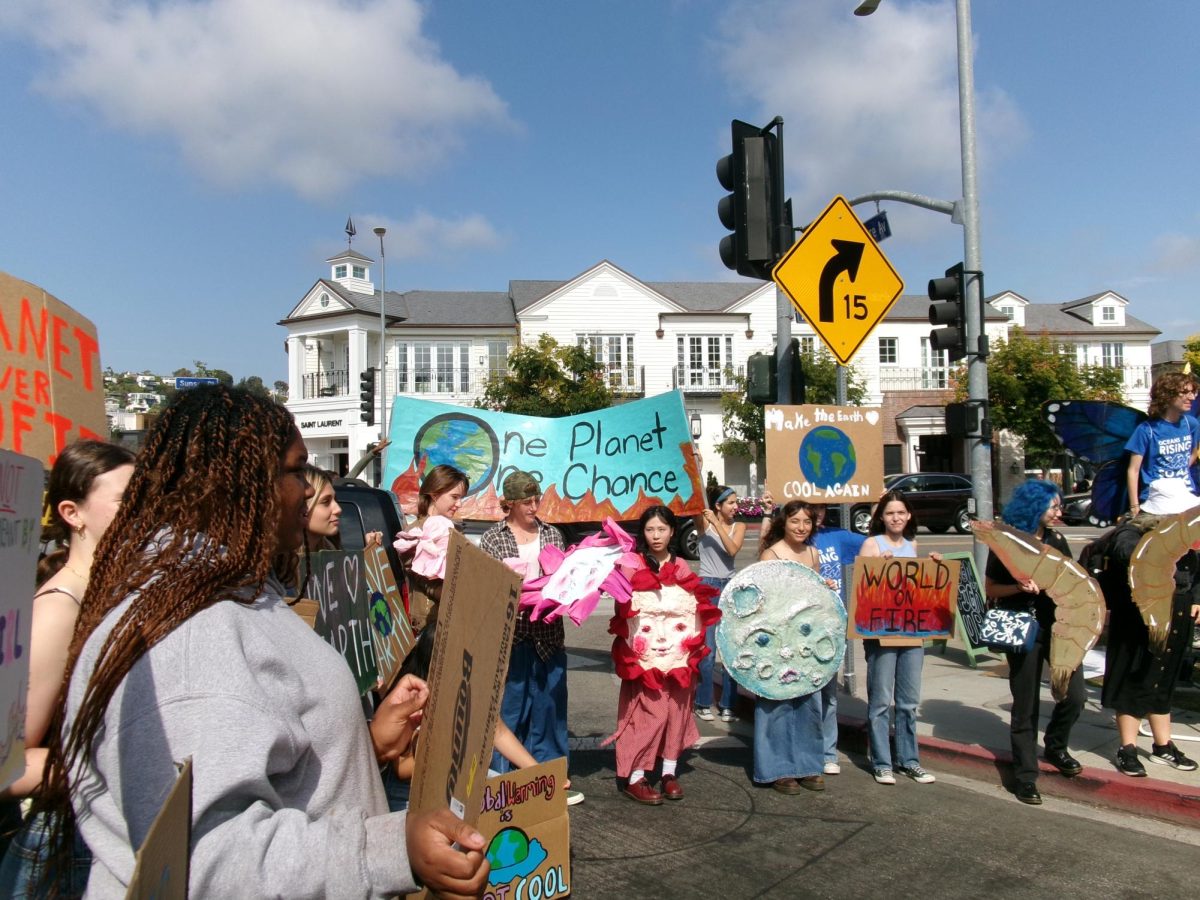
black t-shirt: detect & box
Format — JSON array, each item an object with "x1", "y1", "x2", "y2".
[{"x1": 985, "y1": 527, "x2": 1072, "y2": 631}]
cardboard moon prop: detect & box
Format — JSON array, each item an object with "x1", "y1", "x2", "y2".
[{"x1": 716, "y1": 560, "x2": 846, "y2": 701}]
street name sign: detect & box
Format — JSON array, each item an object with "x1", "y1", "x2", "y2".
[
  {"x1": 772, "y1": 196, "x2": 904, "y2": 365},
  {"x1": 175, "y1": 376, "x2": 220, "y2": 390}
]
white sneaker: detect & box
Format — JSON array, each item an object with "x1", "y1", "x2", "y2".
[
  {"x1": 899, "y1": 765, "x2": 936, "y2": 784},
  {"x1": 873, "y1": 768, "x2": 896, "y2": 785},
  {"x1": 695, "y1": 707, "x2": 714, "y2": 722},
  {"x1": 566, "y1": 789, "x2": 585, "y2": 806},
  {"x1": 823, "y1": 761, "x2": 841, "y2": 775},
  {"x1": 719, "y1": 708, "x2": 736, "y2": 722}
]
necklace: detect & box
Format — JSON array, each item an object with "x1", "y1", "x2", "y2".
[{"x1": 63, "y1": 562, "x2": 90, "y2": 582}]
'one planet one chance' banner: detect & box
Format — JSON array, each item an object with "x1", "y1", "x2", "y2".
[{"x1": 383, "y1": 392, "x2": 704, "y2": 523}]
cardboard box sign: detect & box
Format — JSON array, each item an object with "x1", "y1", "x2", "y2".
[
  {"x1": 126, "y1": 758, "x2": 192, "y2": 900},
  {"x1": 408, "y1": 530, "x2": 521, "y2": 826},
  {"x1": 309, "y1": 550, "x2": 380, "y2": 694},
  {"x1": 362, "y1": 544, "x2": 416, "y2": 692},
  {"x1": 478, "y1": 758, "x2": 570, "y2": 900},
  {"x1": 0, "y1": 449, "x2": 43, "y2": 790},
  {"x1": 763, "y1": 404, "x2": 883, "y2": 505},
  {"x1": 942, "y1": 551, "x2": 988, "y2": 650},
  {"x1": 0, "y1": 271, "x2": 107, "y2": 467},
  {"x1": 848, "y1": 557, "x2": 958, "y2": 642}
]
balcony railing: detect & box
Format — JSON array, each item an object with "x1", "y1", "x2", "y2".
[
  {"x1": 672, "y1": 364, "x2": 744, "y2": 395},
  {"x1": 878, "y1": 367, "x2": 954, "y2": 392},
  {"x1": 301, "y1": 369, "x2": 349, "y2": 399}
]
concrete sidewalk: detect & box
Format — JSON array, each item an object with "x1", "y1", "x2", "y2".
[{"x1": 565, "y1": 599, "x2": 1200, "y2": 828}]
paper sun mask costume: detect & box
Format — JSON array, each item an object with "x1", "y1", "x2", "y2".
[{"x1": 611, "y1": 562, "x2": 720, "y2": 688}]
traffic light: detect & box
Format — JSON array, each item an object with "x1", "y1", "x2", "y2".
[
  {"x1": 928, "y1": 262, "x2": 967, "y2": 362},
  {"x1": 359, "y1": 367, "x2": 376, "y2": 426},
  {"x1": 746, "y1": 339, "x2": 805, "y2": 406},
  {"x1": 717, "y1": 119, "x2": 788, "y2": 279},
  {"x1": 946, "y1": 400, "x2": 989, "y2": 438}
]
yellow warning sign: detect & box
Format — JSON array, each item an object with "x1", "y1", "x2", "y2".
[{"x1": 772, "y1": 196, "x2": 904, "y2": 366}]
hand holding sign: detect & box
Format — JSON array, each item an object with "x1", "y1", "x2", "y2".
[
  {"x1": 406, "y1": 809, "x2": 490, "y2": 900},
  {"x1": 369, "y1": 673, "x2": 429, "y2": 764}
]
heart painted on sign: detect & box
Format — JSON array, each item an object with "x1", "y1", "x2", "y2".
[
  {"x1": 865, "y1": 411, "x2": 880, "y2": 426},
  {"x1": 342, "y1": 553, "x2": 361, "y2": 602}
]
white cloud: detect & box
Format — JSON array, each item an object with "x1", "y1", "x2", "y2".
[
  {"x1": 714, "y1": 0, "x2": 1026, "y2": 232},
  {"x1": 0, "y1": 0, "x2": 512, "y2": 197},
  {"x1": 359, "y1": 211, "x2": 505, "y2": 261}
]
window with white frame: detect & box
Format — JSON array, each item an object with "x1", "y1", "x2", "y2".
[
  {"x1": 395, "y1": 341, "x2": 472, "y2": 393},
  {"x1": 334, "y1": 264, "x2": 347, "y2": 279},
  {"x1": 487, "y1": 340, "x2": 510, "y2": 379},
  {"x1": 1075, "y1": 343, "x2": 1089, "y2": 366},
  {"x1": 352, "y1": 265, "x2": 366, "y2": 279},
  {"x1": 578, "y1": 333, "x2": 637, "y2": 389},
  {"x1": 677, "y1": 334, "x2": 734, "y2": 387},
  {"x1": 1101, "y1": 305, "x2": 1116, "y2": 322},
  {"x1": 798, "y1": 336, "x2": 816, "y2": 356},
  {"x1": 999, "y1": 304, "x2": 1015, "y2": 320},
  {"x1": 920, "y1": 337, "x2": 949, "y2": 389},
  {"x1": 878, "y1": 337, "x2": 897, "y2": 365},
  {"x1": 1101, "y1": 342, "x2": 1124, "y2": 368}
]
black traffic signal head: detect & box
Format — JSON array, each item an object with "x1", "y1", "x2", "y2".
[
  {"x1": 359, "y1": 367, "x2": 376, "y2": 426},
  {"x1": 718, "y1": 119, "x2": 787, "y2": 280},
  {"x1": 746, "y1": 351, "x2": 777, "y2": 405},
  {"x1": 928, "y1": 262, "x2": 967, "y2": 362}
]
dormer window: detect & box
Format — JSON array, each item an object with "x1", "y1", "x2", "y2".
[
  {"x1": 353, "y1": 265, "x2": 366, "y2": 279},
  {"x1": 335, "y1": 265, "x2": 348, "y2": 279},
  {"x1": 1000, "y1": 304, "x2": 1015, "y2": 320},
  {"x1": 1101, "y1": 305, "x2": 1116, "y2": 322}
]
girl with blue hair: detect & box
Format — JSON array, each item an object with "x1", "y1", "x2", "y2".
[{"x1": 984, "y1": 479, "x2": 1086, "y2": 806}]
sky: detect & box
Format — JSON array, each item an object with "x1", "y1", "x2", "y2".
[{"x1": 2, "y1": 0, "x2": 1198, "y2": 384}]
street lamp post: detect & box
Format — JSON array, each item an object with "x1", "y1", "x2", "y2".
[
  {"x1": 858, "y1": 0, "x2": 993, "y2": 573},
  {"x1": 373, "y1": 227, "x2": 388, "y2": 444}
]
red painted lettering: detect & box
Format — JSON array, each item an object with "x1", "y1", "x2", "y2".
[
  {"x1": 11, "y1": 401, "x2": 34, "y2": 452},
  {"x1": 18, "y1": 297, "x2": 47, "y2": 360},
  {"x1": 52, "y1": 314, "x2": 72, "y2": 379},
  {"x1": 43, "y1": 411, "x2": 74, "y2": 461},
  {"x1": 74, "y1": 327, "x2": 98, "y2": 390},
  {"x1": 33, "y1": 370, "x2": 49, "y2": 406}
]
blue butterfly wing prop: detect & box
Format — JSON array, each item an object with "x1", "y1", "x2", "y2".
[
  {"x1": 1042, "y1": 400, "x2": 1147, "y2": 465},
  {"x1": 1086, "y1": 459, "x2": 1129, "y2": 527}
]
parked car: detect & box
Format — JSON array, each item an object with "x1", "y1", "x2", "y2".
[
  {"x1": 333, "y1": 479, "x2": 409, "y2": 575},
  {"x1": 847, "y1": 472, "x2": 973, "y2": 535},
  {"x1": 1060, "y1": 492, "x2": 1092, "y2": 526}
]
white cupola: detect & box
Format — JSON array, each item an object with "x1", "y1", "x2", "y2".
[{"x1": 326, "y1": 249, "x2": 375, "y2": 296}]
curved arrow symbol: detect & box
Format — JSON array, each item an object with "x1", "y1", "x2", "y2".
[{"x1": 818, "y1": 240, "x2": 865, "y2": 323}]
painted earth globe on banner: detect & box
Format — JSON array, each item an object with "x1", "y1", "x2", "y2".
[
  {"x1": 798, "y1": 425, "x2": 856, "y2": 488},
  {"x1": 413, "y1": 413, "x2": 499, "y2": 496}
]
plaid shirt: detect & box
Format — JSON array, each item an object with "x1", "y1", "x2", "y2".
[{"x1": 479, "y1": 518, "x2": 566, "y2": 659}]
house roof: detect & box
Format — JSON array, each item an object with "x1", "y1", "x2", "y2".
[
  {"x1": 326, "y1": 248, "x2": 374, "y2": 263},
  {"x1": 397, "y1": 290, "x2": 514, "y2": 327},
  {"x1": 1023, "y1": 303, "x2": 1159, "y2": 337}
]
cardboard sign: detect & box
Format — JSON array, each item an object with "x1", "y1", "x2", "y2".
[
  {"x1": 943, "y1": 551, "x2": 988, "y2": 650},
  {"x1": 362, "y1": 544, "x2": 416, "y2": 691},
  {"x1": 0, "y1": 449, "x2": 42, "y2": 790},
  {"x1": 126, "y1": 758, "x2": 192, "y2": 900},
  {"x1": 382, "y1": 392, "x2": 703, "y2": 523},
  {"x1": 408, "y1": 531, "x2": 521, "y2": 825},
  {"x1": 0, "y1": 271, "x2": 107, "y2": 467},
  {"x1": 763, "y1": 404, "x2": 883, "y2": 505},
  {"x1": 310, "y1": 550, "x2": 379, "y2": 694},
  {"x1": 478, "y1": 757, "x2": 570, "y2": 900},
  {"x1": 848, "y1": 557, "x2": 958, "y2": 641}
]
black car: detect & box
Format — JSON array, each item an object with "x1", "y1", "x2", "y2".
[
  {"x1": 847, "y1": 472, "x2": 973, "y2": 535},
  {"x1": 333, "y1": 479, "x2": 409, "y2": 575}
]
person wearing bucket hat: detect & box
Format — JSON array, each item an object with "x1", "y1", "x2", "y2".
[{"x1": 480, "y1": 471, "x2": 581, "y2": 803}]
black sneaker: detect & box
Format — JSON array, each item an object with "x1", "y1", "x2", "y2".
[
  {"x1": 1116, "y1": 744, "x2": 1147, "y2": 777},
  {"x1": 1149, "y1": 741, "x2": 1198, "y2": 771}
]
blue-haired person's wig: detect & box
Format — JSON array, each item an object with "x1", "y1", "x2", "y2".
[{"x1": 1001, "y1": 479, "x2": 1062, "y2": 535}]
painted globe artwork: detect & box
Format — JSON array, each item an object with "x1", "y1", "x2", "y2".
[
  {"x1": 487, "y1": 828, "x2": 530, "y2": 871},
  {"x1": 715, "y1": 560, "x2": 846, "y2": 701},
  {"x1": 412, "y1": 413, "x2": 499, "y2": 496},
  {"x1": 798, "y1": 425, "x2": 856, "y2": 488}
]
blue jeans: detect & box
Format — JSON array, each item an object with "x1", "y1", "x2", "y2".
[
  {"x1": 0, "y1": 811, "x2": 90, "y2": 899},
  {"x1": 820, "y1": 678, "x2": 838, "y2": 764},
  {"x1": 753, "y1": 694, "x2": 824, "y2": 783},
  {"x1": 491, "y1": 642, "x2": 569, "y2": 773},
  {"x1": 696, "y1": 577, "x2": 738, "y2": 711},
  {"x1": 864, "y1": 641, "x2": 924, "y2": 771}
]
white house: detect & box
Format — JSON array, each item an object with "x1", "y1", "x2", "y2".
[{"x1": 279, "y1": 251, "x2": 1160, "y2": 493}]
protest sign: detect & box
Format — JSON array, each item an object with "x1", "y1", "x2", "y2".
[
  {"x1": 764, "y1": 404, "x2": 883, "y2": 505},
  {"x1": 0, "y1": 271, "x2": 107, "y2": 467},
  {"x1": 848, "y1": 556, "x2": 958, "y2": 642},
  {"x1": 125, "y1": 758, "x2": 192, "y2": 900},
  {"x1": 362, "y1": 543, "x2": 416, "y2": 692},
  {"x1": 382, "y1": 391, "x2": 703, "y2": 523},
  {"x1": 310, "y1": 550, "x2": 379, "y2": 694},
  {"x1": 478, "y1": 757, "x2": 570, "y2": 900},
  {"x1": 941, "y1": 550, "x2": 990, "y2": 666},
  {"x1": 0, "y1": 449, "x2": 42, "y2": 790},
  {"x1": 408, "y1": 531, "x2": 521, "y2": 828}
]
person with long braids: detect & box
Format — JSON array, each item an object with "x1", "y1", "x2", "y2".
[
  {"x1": 34, "y1": 385, "x2": 488, "y2": 898},
  {"x1": 0, "y1": 440, "x2": 134, "y2": 897}
]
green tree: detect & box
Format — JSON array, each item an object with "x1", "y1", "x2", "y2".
[
  {"x1": 236, "y1": 375, "x2": 271, "y2": 399},
  {"x1": 477, "y1": 334, "x2": 613, "y2": 416},
  {"x1": 1182, "y1": 333, "x2": 1200, "y2": 371},
  {"x1": 715, "y1": 349, "x2": 867, "y2": 464},
  {"x1": 965, "y1": 328, "x2": 1125, "y2": 467}
]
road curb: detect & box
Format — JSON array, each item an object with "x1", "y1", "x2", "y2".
[{"x1": 838, "y1": 714, "x2": 1200, "y2": 827}]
